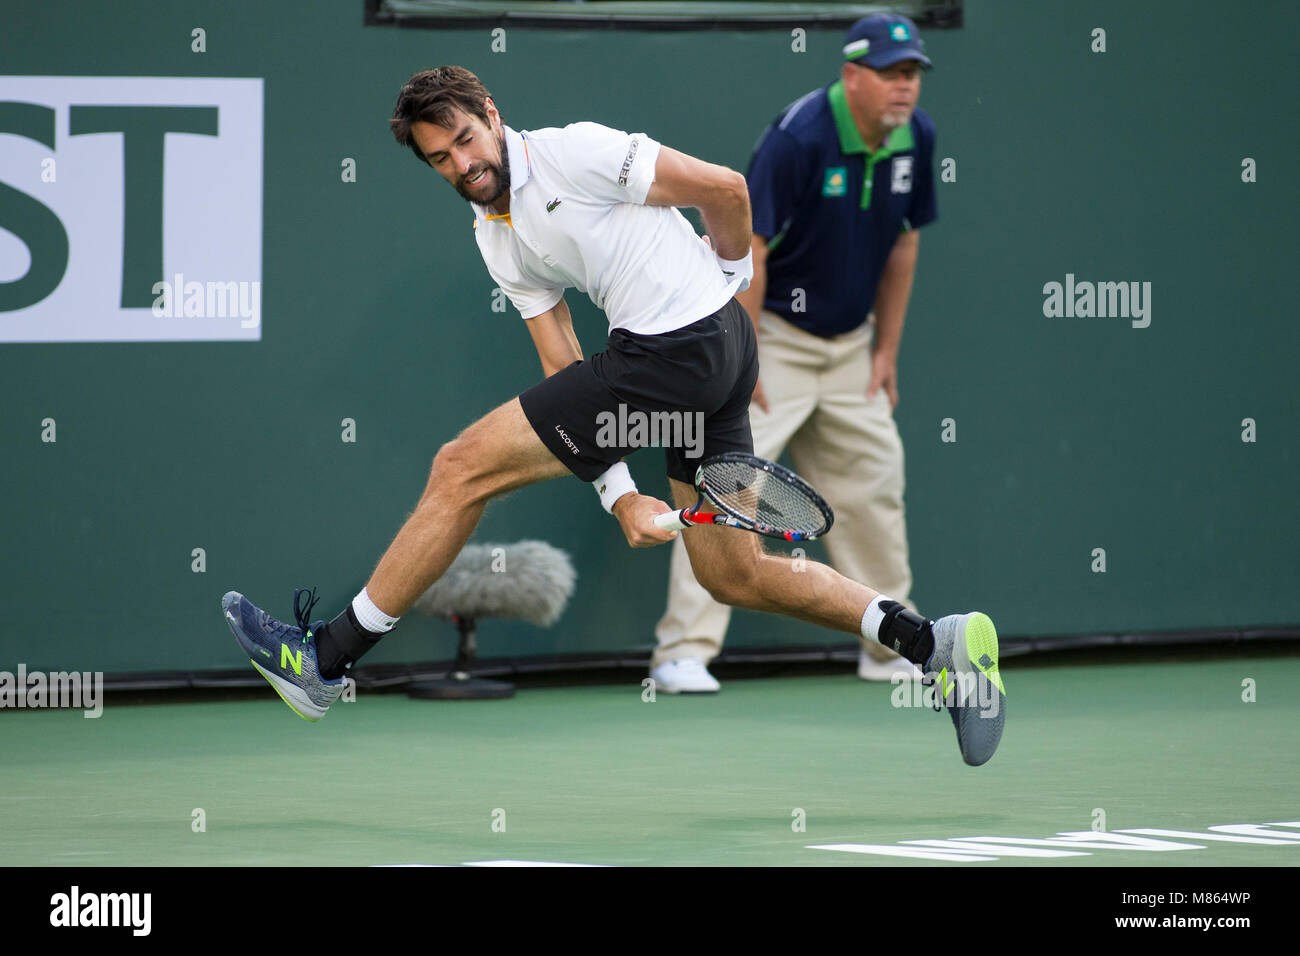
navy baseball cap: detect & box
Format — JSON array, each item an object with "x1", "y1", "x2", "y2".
[{"x1": 842, "y1": 14, "x2": 932, "y2": 70}]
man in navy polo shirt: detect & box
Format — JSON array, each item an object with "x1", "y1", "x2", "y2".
[{"x1": 653, "y1": 14, "x2": 937, "y2": 692}]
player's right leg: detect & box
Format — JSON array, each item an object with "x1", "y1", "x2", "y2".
[
  {"x1": 668, "y1": 478, "x2": 874, "y2": 633},
  {"x1": 223, "y1": 395, "x2": 570, "y2": 720},
  {"x1": 673, "y1": 477, "x2": 1006, "y2": 766}
]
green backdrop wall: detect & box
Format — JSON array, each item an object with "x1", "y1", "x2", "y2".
[{"x1": 1, "y1": 0, "x2": 1295, "y2": 673}]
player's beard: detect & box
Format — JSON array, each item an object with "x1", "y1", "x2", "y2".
[{"x1": 457, "y1": 130, "x2": 511, "y2": 205}]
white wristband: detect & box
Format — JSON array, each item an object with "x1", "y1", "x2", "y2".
[
  {"x1": 716, "y1": 248, "x2": 753, "y2": 293},
  {"x1": 592, "y1": 461, "x2": 637, "y2": 514}
]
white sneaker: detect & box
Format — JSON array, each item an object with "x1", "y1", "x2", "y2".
[
  {"x1": 858, "y1": 648, "x2": 923, "y2": 682},
  {"x1": 649, "y1": 658, "x2": 721, "y2": 694}
]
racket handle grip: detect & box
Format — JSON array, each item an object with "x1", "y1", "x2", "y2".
[{"x1": 654, "y1": 509, "x2": 691, "y2": 532}]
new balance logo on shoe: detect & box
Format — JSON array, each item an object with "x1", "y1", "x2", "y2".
[{"x1": 281, "y1": 644, "x2": 303, "y2": 676}]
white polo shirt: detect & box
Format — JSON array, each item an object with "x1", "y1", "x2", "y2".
[{"x1": 471, "y1": 123, "x2": 741, "y2": 336}]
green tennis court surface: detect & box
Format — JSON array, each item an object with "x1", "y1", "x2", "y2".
[{"x1": 3, "y1": 650, "x2": 1298, "y2": 866}]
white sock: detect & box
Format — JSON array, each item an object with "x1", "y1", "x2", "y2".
[
  {"x1": 352, "y1": 588, "x2": 399, "y2": 633},
  {"x1": 860, "y1": 595, "x2": 896, "y2": 644}
]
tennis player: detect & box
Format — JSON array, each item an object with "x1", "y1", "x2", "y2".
[{"x1": 221, "y1": 66, "x2": 1006, "y2": 765}]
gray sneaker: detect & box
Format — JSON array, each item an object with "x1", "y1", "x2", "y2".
[
  {"x1": 924, "y1": 612, "x2": 1006, "y2": 766},
  {"x1": 222, "y1": 589, "x2": 345, "y2": 721}
]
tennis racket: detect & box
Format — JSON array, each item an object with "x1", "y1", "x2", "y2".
[{"x1": 653, "y1": 452, "x2": 834, "y2": 542}]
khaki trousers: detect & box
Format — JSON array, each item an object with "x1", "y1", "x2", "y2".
[{"x1": 652, "y1": 309, "x2": 914, "y2": 667}]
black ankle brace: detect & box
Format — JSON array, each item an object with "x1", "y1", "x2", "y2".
[
  {"x1": 878, "y1": 602, "x2": 934, "y2": 665},
  {"x1": 315, "y1": 604, "x2": 386, "y2": 679}
]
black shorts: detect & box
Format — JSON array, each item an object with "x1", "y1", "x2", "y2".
[{"x1": 519, "y1": 297, "x2": 758, "y2": 485}]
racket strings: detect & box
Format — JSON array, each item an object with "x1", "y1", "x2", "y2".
[{"x1": 702, "y1": 459, "x2": 826, "y2": 535}]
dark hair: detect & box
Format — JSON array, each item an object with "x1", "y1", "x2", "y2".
[{"x1": 390, "y1": 66, "x2": 495, "y2": 164}]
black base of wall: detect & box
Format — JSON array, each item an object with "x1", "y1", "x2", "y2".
[{"x1": 91, "y1": 625, "x2": 1300, "y2": 695}]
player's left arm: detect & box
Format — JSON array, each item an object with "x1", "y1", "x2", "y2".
[
  {"x1": 524, "y1": 297, "x2": 583, "y2": 378},
  {"x1": 867, "y1": 228, "x2": 920, "y2": 410},
  {"x1": 644, "y1": 147, "x2": 751, "y2": 261}
]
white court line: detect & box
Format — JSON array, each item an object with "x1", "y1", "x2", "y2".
[
  {"x1": 463, "y1": 860, "x2": 609, "y2": 867},
  {"x1": 903, "y1": 840, "x2": 1085, "y2": 858},
  {"x1": 809, "y1": 844, "x2": 998, "y2": 862}
]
